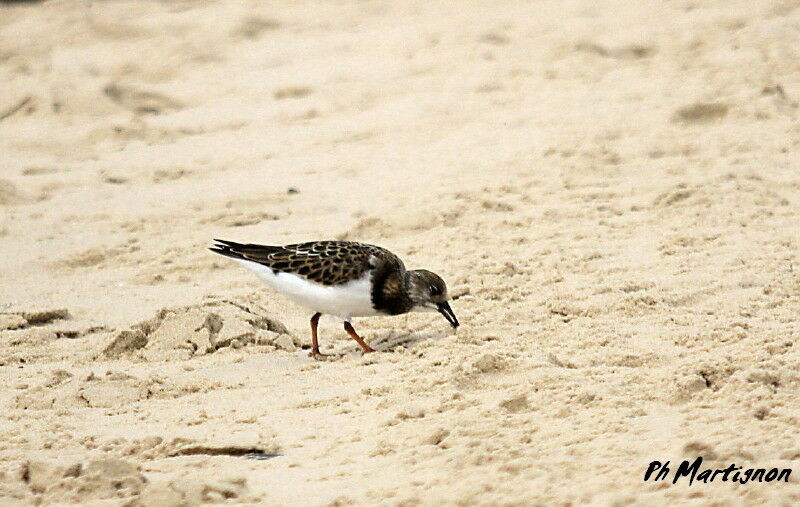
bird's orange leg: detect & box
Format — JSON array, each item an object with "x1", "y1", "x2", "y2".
[
  {"x1": 309, "y1": 313, "x2": 330, "y2": 360},
  {"x1": 344, "y1": 321, "x2": 375, "y2": 354}
]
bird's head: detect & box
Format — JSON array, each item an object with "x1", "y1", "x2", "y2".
[{"x1": 405, "y1": 269, "x2": 459, "y2": 328}]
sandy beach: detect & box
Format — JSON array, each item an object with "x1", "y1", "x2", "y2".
[{"x1": 1, "y1": 0, "x2": 799, "y2": 504}]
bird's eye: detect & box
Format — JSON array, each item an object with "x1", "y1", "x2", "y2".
[{"x1": 430, "y1": 285, "x2": 441, "y2": 296}]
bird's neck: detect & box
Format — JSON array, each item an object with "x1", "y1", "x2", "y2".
[{"x1": 370, "y1": 265, "x2": 414, "y2": 315}]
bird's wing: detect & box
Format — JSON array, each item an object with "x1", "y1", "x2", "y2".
[{"x1": 211, "y1": 239, "x2": 395, "y2": 286}]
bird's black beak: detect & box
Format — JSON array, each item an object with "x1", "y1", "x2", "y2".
[{"x1": 437, "y1": 301, "x2": 459, "y2": 328}]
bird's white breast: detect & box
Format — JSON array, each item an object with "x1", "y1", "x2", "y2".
[{"x1": 235, "y1": 259, "x2": 380, "y2": 319}]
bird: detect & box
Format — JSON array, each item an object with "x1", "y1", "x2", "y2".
[{"x1": 209, "y1": 239, "x2": 459, "y2": 359}]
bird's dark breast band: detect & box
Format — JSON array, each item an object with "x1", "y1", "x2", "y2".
[{"x1": 369, "y1": 259, "x2": 413, "y2": 315}]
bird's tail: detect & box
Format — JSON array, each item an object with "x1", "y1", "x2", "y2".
[{"x1": 209, "y1": 239, "x2": 283, "y2": 260}]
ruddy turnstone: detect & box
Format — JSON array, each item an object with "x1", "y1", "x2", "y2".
[{"x1": 210, "y1": 239, "x2": 459, "y2": 359}]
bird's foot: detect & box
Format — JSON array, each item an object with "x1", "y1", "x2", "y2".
[{"x1": 309, "y1": 350, "x2": 341, "y2": 361}]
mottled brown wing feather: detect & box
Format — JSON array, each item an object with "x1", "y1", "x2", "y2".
[{"x1": 214, "y1": 240, "x2": 398, "y2": 286}]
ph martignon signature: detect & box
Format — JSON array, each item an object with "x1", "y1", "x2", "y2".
[{"x1": 645, "y1": 457, "x2": 792, "y2": 486}]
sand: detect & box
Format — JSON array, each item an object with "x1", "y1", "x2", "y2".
[{"x1": 1, "y1": 0, "x2": 800, "y2": 504}]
